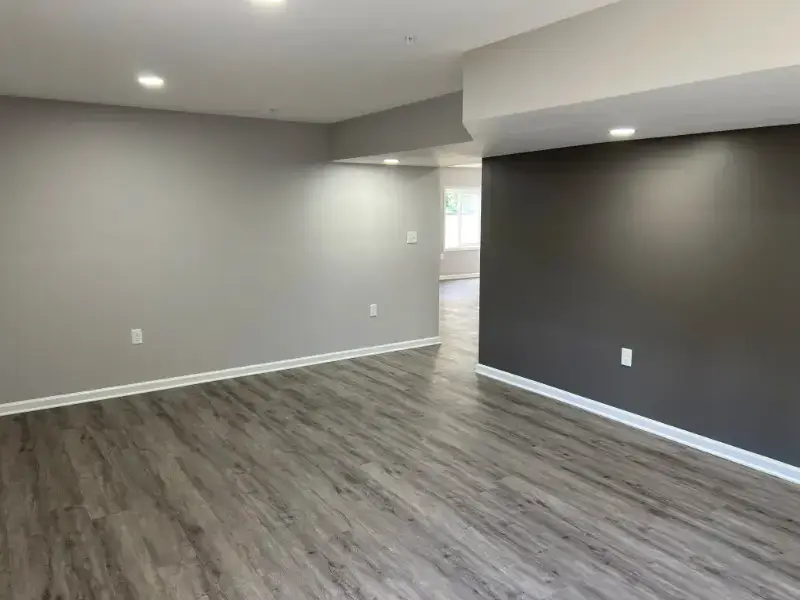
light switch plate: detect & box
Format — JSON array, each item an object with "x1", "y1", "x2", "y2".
[
  {"x1": 406, "y1": 231, "x2": 418, "y2": 244},
  {"x1": 131, "y1": 329, "x2": 143, "y2": 345},
  {"x1": 621, "y1": 347, "x2": 633, "y2": 367},
  {"x1": 369, "y1": 304, "x2": 378, "y2": 318}
]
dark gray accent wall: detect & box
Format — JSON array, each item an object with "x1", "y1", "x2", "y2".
[{"x1": 480, "y1": 125, "x2": 800, "y2": 466}]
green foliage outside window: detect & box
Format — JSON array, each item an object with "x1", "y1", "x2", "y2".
[{"x1": 444, "y1": 190, "x2": 459, "y2": 215}]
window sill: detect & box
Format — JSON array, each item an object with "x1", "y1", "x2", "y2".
[{"x1": 444, "y1": 247, "x2": 480, "y2": 253}]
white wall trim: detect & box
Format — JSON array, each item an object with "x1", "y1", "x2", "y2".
[
  {"x1": 475, "y1": 363, "x2": 800, "y2": 486},
  {"x1": 0, "y1": 337, "x2": 441, "y2": 418},
  {"x1": 439, "y1": 273, "x2": 480, "y2": 281}
]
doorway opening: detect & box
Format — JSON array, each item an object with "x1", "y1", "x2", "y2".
[{"x1": 439, "y1": 165, "x2": 482, "y2": 356}]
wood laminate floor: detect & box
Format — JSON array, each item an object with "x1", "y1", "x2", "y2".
[{"x1": 2, "y1": 278, "x2": 800, "y2": 599}]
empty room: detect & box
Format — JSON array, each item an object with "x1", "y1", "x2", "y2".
[{"x1": 2, "y1": 1, "x2": 800, "y2": 599}]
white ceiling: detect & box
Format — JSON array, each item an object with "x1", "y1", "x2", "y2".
[
  {"x1": 337, "y1": 141, "x2": 484, "y2": 167},
  {"x1": 0, "y1": 0, "x2": 617, "y2": 123}
]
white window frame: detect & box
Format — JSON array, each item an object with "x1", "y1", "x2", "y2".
[{"x1": 443, "y1": 187, "x2": 481, "y2": 252}]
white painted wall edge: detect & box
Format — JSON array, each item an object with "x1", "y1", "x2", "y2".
[
  {"x1": 0, "y1": 337, "x2": 441, "y2": 418},
  {"x1": 475, "y1": 363, "x2": 800, "y2": 487},
  {"x1": 439, "y1": 273, "x2": 480, "y2": 281}
]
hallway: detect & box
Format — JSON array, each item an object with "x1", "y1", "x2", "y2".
[{"x1": 439, "y1": 277, "x2": 480, "y2": 359}]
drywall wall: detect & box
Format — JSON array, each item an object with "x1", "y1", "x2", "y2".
[
  {"x1": 461, "y1": 0, "x2": 800, "y2": 158},
  {"x1": 480, "y1": 124, "x2": 800, "y2": 467},
  {"x1": 440, "y1": 251, "x2": 480, "y2": 280},
  {"x1": 439, "y1": 167, "x2": 482, "y2": 278},
  {"x1": 0, "y1": 97, "x2": 440, "y2": 404},
  {"x1": 463, "y1": 0, "x2": 800, "y2": 123},
  {"x1": 330, "y1": 92, "x2": 472, "y2": 161}
]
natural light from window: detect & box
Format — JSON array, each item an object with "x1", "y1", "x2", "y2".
[{"x1": 444, "y1": 188, "x2": 481, "y2": 250}]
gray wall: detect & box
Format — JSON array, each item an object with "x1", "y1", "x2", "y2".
[
  {"x1": 330, "y1": 93, "x2": 473, "y2": 161},
  {"x1": 480, "y1": 125, "x2": 800, "y2": 466},
  {"x1": 0, "y1": 97, "x2": 440, "y2": 404},
  {"x1": 439, "y1": 167, "x2": 482, "y2": 278},
  {"x1": 440, "y1": 250, "x2": 480, "y2": 279}
]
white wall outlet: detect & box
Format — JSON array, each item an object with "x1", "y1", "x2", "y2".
[
  {"x1": 131, "y1": 328, "x2": 143, "y2": 345},
  {"x1": 369, "y1": 304, "x2": 378, "y2": 318},
  {"x1": 621, "y1": 347, "x2": 633, "y2": 367},
  {"x1": 406, "y1": 231, "x2": 418, "y2": 244}
]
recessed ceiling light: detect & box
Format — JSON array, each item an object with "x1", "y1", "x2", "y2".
[
  {"x1": 383, "y1": 159, "x2": 400, "y2": 165},
  {"x1": 138, "y1": 74, "x2": 165, "y2": 90},
  {"x1": 452, "y1": 163, "x2": 482, "y2": 169},
  {"x1": 609, "y1": 127, "x2": 636, "y2": 138}
]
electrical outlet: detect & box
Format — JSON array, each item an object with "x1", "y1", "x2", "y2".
[
  {"x1": 406, "y1": 231, "x2": 418, "y2": 244},
  {"x1": 621, "y1": 347, "x2": 633, "y2": 367},
  {"x1": 131, "y1": 329, "x2": 143, "y2": 345},
  {"x1": 370, "y1": 304, "x2": 378, "y2": 318}
]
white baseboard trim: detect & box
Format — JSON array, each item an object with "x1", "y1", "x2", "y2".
[
  {"x1": 439, "y1": 273, "x2": 480, "y2": 281},
  {"x1": 475, "y1": 363, "x2": 800, "y2": 486},
  {"x1": 0, "y1": 337, "x2": 441, "y2": 418}
]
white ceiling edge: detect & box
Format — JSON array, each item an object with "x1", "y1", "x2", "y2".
[
  {"x1": 466, "y1": 65, "x2": 800, "y2": 158},
  {"x1": 462, "y1": 0, "x2": 800, "y2": 125},
  {"x1": 335, "y1": 141, "x2": 484, "y2": 167}
]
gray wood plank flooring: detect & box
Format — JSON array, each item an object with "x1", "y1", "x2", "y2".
[{"x1": 1, "y1": 278, "x2": 799, "y2": 599}]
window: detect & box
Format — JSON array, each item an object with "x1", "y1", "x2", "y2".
[{"x1": 444, "y1": 188, "x2": 481, "y2": 250}]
